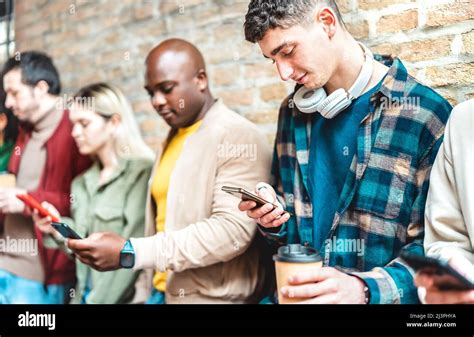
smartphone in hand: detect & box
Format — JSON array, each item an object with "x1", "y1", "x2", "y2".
[
  {"x1": 221, "y1": 185, "x2": 291, "y2": 216},
  {"x1": 51, "y1": 222, "x2": 83, "y2": 240},
  {"x1": 16, "y1": 194, "x2": 60, "y2": 222},
  {"x1": 401, "y1": 252, "x2": 474, "y2": 291}
]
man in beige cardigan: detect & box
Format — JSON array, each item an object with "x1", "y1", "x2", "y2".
[
  {"x1": 67, "y1": 39, "x2": 272, "y2": 304},
  {"x1": 415, "y1": 99, "x2": 474, "y2": 304}
]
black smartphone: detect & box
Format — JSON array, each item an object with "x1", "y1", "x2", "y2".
[
  {"x1": 51, "y1": 222, "x2": 83, "y2": 240},
  {"x1": 401, "y1": 252, "x2": 474, "y2": 291},
  {"x1": 221, "y1": 185, "x2": 291, "y2": 216}
]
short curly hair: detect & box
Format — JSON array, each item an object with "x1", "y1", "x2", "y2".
[{"x1": 244, "y1": 0, "x2": 345, "y2": 43}]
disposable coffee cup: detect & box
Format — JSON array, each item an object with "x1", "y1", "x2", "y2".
[
  {"x1": 0, "y1": 173, "x2": 16, "y2": 188},
  {"x1": 273, "y1": 244, "x2": 323, "y2": 304}
]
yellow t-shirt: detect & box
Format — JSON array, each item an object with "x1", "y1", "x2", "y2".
[{"x1": 151, "y1": 120, "x2": 203, "y2": 292}]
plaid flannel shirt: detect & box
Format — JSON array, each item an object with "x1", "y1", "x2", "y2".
[{"x1": 260, "y1": 56, "x2": 452, "y2": 304}]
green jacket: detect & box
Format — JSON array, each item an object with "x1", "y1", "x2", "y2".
[{"x1": 47, "y1": 158, "x2": 153, "y2": 304}]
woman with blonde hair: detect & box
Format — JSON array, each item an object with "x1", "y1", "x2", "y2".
[{"x1": 34, "y1": 82, "x2": 154, "y2": 304}]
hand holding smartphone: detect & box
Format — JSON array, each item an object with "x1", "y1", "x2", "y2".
[
  {"x1": 401, "y1": 252, "x2": 474, "y2": 291},
  {"x1": 222, "y1": 185, "x2": 292, "y2": 216},
  {"x1": 16, "y1": 194, "x2": 61, "y2": 222},
  {"x1": 51, "y1": 222, "x2": 83, "y2": 240}
]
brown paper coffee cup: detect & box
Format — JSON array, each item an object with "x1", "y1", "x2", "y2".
[
  {"x1": 274, "y1": 244, "x2": 322, "y2": 304},
  {"x1": 0, "y1": 174, "x2": 16, "y2": 188}
]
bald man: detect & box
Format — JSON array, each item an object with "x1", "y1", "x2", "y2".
[{"x1": 66, "y1": 39, "x2": 272, "y2": 304}]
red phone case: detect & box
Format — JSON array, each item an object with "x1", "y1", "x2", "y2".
[{"x1": 16, "y1": 194, "x2": 60, "y2": 222}]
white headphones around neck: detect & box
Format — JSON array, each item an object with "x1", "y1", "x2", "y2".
[{"x1": 293, "y1": 43, "x2": 374, "y2": 119}]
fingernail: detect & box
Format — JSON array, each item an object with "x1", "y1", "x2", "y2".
[
  {"x1": 280, "y1": 287, "x2": 288, "y2": 296},
  {"x1": 469, "y1": 291, "x2": 474, "y2": 301}
]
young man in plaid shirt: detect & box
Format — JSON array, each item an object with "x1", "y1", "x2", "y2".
[{"x1": 240, "y1": 0, "x2": 452, "y2": 304}]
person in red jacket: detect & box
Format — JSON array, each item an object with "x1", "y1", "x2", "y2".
[{"x1": 0, "y1": 51, "x2": 91, "y2": 304}]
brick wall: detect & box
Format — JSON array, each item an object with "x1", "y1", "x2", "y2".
[
  {"x1": 14, "y1": 0, "x2": 474, "y2": 150},
  {"x1": 343, "y1": 0, "x2": 474, "y2": 108}
]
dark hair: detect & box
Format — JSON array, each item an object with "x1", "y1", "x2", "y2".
[
  {"x1": 244, "y1": 0, "x2": 345, "y2": 43},
  {"x1": 2, "y1": 51, "x2": 61, "y2": 95},
  {"x1": 0, "y1": 88, "x2": 18, "y2": 144}
]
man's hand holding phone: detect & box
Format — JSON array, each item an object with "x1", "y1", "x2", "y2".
[
  {"x1": 0, "y1": 188, "x2": 27, "y2": 214},
  {"x1": 32, "y1": 201, "x2": 62, "y2": 237},
  {"x1": 415, "y1": 255, "x2": 474, "y2": 304},
  {"x1": 237, "y1": 182, "x2": 290, "y2": 229},
  {"x1": 67, "y1": 232, "x2": 125, "y2": 272}
]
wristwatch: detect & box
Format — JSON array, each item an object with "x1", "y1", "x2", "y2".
[
  {"x1": 119, "y1": 240, "x2": 135, "y2": 269},
  {"x1": 351, "y1": 274, "x2": 371, "y2": 304}
]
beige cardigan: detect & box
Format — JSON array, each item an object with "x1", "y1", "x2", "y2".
[
  {"x1": 424, "y1": 99, "x2": 474, "y2": 264},
  {"x1": 131, "y1": 100, "x2": 272, "y2": 303}
]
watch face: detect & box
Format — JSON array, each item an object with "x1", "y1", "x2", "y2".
[{"x1": 120, "y1": 252, "x2": 135, "y2": 268}]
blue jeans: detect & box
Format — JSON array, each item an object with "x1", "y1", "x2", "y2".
[
  {"x1": 0, "y1": 269, "x2": 71, "y2": 304},
  {"x1": 145, "y1": 288, "x2": 165, "y2": 304}
]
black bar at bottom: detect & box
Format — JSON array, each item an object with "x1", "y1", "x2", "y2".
[{"x1": 0, "y1": 304, "x2": 472, "y2": 337}]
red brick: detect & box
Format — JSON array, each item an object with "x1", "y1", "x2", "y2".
[
  {"x1": 377, "y1": 9, "x2": 418, "y2": 33},
  {"x1": 426, "y1": 3, "x2": 474, "y2": 27}
]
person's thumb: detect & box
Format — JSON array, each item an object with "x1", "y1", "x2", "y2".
[
  {"x1": 417, "y1": 287, "x2": 427, "y2": 304},
  {"x1": 449, "y1": 255, "x2": 474, "y2": 281},
  {"x1": 255, "y1": 182, "x2": 276, "y2": 203}
]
